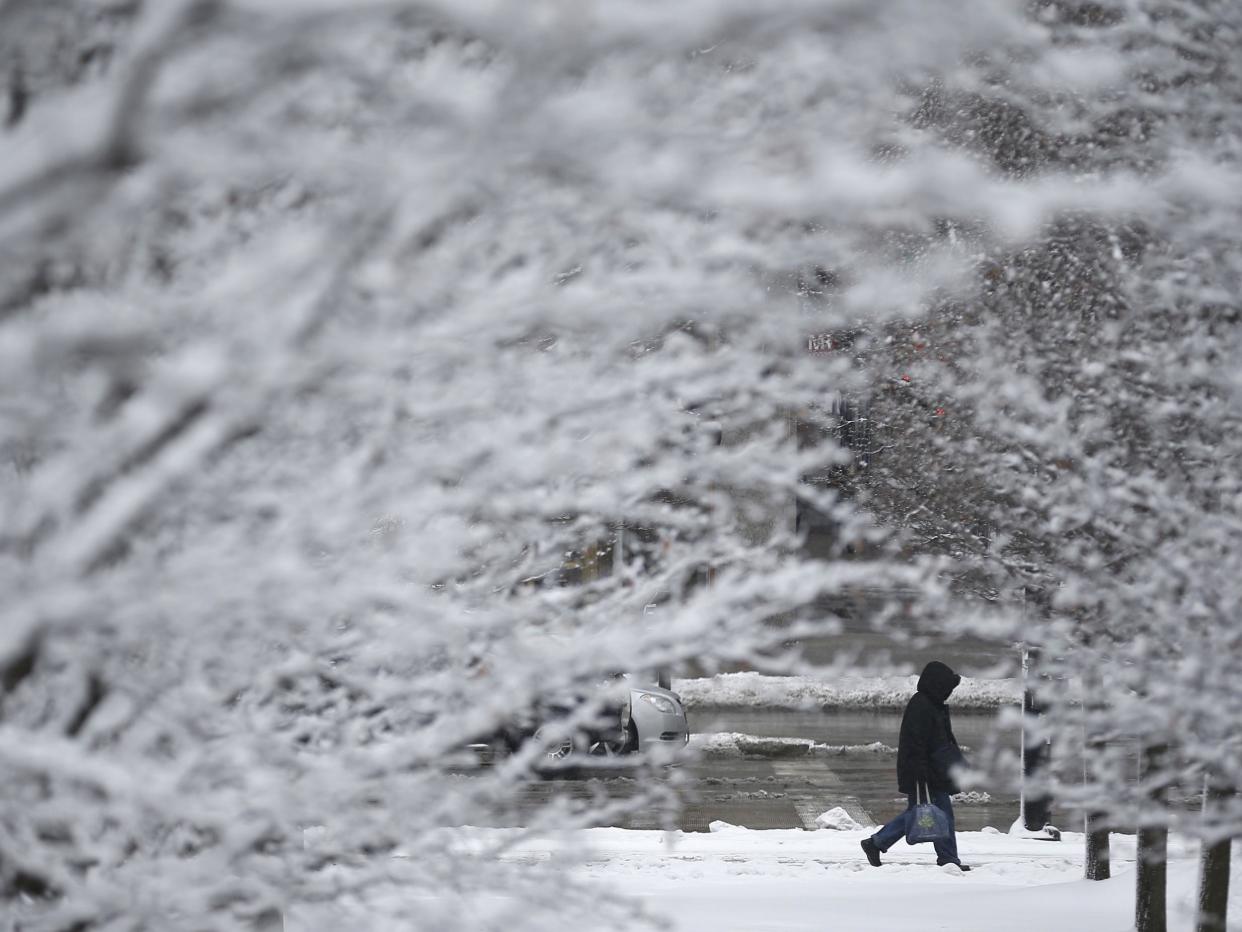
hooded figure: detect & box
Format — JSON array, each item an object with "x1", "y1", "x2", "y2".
[
  {"x1": 860, "y1": 660, "x2": 970, "y2": 871},
  {"x1": 897, "y1": 660, "x2": 965, "y2": 795}
]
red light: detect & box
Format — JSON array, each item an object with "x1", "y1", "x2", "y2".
[
  {"x1": 934, "y1": 407, "x2": 946, "y2": 416},
  {"x1": 900, "y1": 374, "x2": 912, "y2": 383}
]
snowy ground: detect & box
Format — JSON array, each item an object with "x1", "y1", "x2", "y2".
[
  {"x1": 674, "y1": 672, "x2": 1019, "y2": 711},
  {"x1": 292, "y1": 825, "x2": 1237, "y2": 931},
  {"x1": 477, "y1": 825, "x2": 1231, "y2": 932}
]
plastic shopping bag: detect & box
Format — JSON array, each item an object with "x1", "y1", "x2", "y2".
[{"x1": 905, "y1": 784, "x2": 952, "y2": 845}]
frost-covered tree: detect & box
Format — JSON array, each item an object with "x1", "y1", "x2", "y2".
[
  {"x1": 845, "y1": 3, "x2": 1242, "y2": 930},
  {"x1": 1, "y1": 0, "x2": 1210, "y2": 929}
]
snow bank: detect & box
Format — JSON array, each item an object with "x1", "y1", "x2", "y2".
[
  {"x1": 675, "y1": 672, "x2": 1019, "y2": 711},
  {"x1": 690, "y1": 732, "x2": 895, "y2": 758},
  {"x1": 951, "y1": 790, "x2": 993, "y2": 805},
  {"x1": 814, "y1": 807, "x2": 864, "y2": 831}
]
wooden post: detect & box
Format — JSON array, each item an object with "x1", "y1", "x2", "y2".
[
  {"x1": 1084, "y1": 810, "x2": 1111, "y2": 880},
  {"x1": 1195, "y1": 785, "x2": 1235, "y2": 932},
  {"x1": 1135, "y1": 744, "x2": 1169, "y2": 932},
  {"x1": 1082, "y1": 664, "x2": 1110, "y2": 880}
]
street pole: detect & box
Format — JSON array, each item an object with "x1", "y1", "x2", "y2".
[
  {"x1": 1013, "y1": 586, "x2": 1059, "y2": 841},
  {"x1": 1022, "y1": 644, "x2": 1052, "y2": 832}
]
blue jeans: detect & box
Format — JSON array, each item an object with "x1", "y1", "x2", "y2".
[{"x1": 870, "y1": 790, "x2": 959, "y2": 864}]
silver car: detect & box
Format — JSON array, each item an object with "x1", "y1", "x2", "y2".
[
  {"x1": 624, "y1": 681, "x2": 691, "y2": 754},
  {"x1": 474, "y1": 675, "x2": 690, "y2": 767}
]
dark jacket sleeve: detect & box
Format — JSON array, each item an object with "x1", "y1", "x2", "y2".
[
  {"x1": 929, "y1": 710, "x2": 966, "y2": 793},
  {"x1": 930, "y1": 743, "x2": 964, "y2": 792},
  {"x1": 906, "y1": 703, "x2": 933, "y2": 783}
]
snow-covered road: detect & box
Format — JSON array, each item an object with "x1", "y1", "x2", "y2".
[{"x1": 497, "y1": 708, "x2": 1022, "y2": 833}]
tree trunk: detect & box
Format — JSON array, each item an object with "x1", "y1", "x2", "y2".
[
  {"x1": 1195, "y1": 785, "x2": 1235, "y2": 932},
  {"x1": 1085, "y1": 811, "x2": 1111, "y2": 881},
  {"x1": 1081, "y1": 657, "x2": 1110, "y2": 879},
  {"x1": 1135, "y1": 744, "x2": 1169, "y2": 932}
]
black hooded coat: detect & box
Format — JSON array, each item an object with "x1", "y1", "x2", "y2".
[{"x1": 896, "y1": 661, "x2": 966, "y2": 795}]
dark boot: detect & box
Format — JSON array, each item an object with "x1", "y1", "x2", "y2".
[
  {"x1": 938, "y1": 859, "x2": 972, "y2": 871},
  {"x1": 861, "y1": 837, "x2": 883, "y2": 867}
]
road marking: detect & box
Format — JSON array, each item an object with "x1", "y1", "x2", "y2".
[{"x1": 770, "y1": 758, "x2": 875, "y2": 829}]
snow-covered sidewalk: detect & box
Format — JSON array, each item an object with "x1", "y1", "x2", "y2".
[
  {"x1": 498, "y1": 825, "x2": 1225, "y2": 932},
  {"x1": 674, "y1": 672, "x2": 1019, "y2": 711},
  {"x1": 291, "y1": 825, "x2": 1235, "y2": 931}
]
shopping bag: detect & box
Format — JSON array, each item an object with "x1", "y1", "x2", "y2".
[{"x1": 905, "y1": 784, "x2": 951, "y2": 845}]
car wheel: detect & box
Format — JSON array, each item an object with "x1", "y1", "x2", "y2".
[
  {"x1": 591, "y1": 721, "x2": 638, "y2": 756},
  {"x1": 533, "y1": 725, "x2": 575, "y2": 762}
]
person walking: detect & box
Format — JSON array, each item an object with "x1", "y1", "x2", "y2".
[{"x1": 860, "y1": 660, "x2": 970, "y2": 871}]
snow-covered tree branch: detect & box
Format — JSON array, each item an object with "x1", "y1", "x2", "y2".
[{"x1": 4, "y1": 0, "x2": 1236, "y2": 929}]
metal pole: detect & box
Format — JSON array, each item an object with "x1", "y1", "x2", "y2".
[{"x1": 1019, "y1": 639, "x2": 1027, "y2": 826}]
